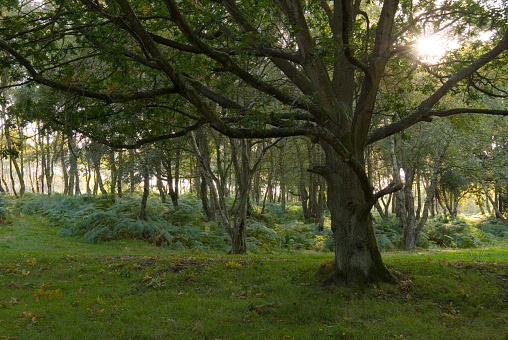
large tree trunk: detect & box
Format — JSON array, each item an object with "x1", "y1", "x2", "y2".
[{"x1": 324, "y1": 147, "x2": 395, "y2": 284}]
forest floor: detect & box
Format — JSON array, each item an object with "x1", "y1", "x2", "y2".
[{"x1": 0, "y1": 215, "x2": 506, "y2": 339}]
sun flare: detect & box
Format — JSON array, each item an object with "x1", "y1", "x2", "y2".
[{"x1": 416, "y1": 34, "x2": 459, "y2": 63}]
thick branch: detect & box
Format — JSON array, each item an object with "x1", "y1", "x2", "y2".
[{"x1": 374, "y1": 181, "x2": 403, "y2": 201}]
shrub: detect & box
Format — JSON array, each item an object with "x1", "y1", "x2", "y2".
[
  {"x1": 373, "y1": 217, "x2": 403, "y2": 250},
  {"x1": 474, "y1": 217, "x2": 508, "y2": 238},
  {"x1": 424, "y1": 216, "x2": 494, "y2": 248},
  {"x1": 0, "y1": 193, "x2": 9, "y2": 222}
]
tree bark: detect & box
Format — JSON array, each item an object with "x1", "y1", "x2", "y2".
[
  {"x1": 92, "y1": 144, "x2": 107, "y2": 195},
  {"x1": 156, "y1": 158, "x2": 167, "y2": 204},
  {"x1": 68, "y1": 135, "x2": 80, "y2": 196},
  {"x1": 60, "y1": 136, "x2": 69, "y2": 195},
  {"x1": 5, "y1": 123, "x2": 25, "y2": 197},
  {"x1": 481, "y1": 181, "x2": 508, "y2": 226},
  {"x1": 117, "y1": 149, "x2": 124, "y2": 197},
  {"x1": 140, "y1": 148, "x2": 150, "y2": 220},
  {"x1": 109, "y1": 149, "x2": 117, "y2": 197},
  {"x1": 296, "y1": 141, "x2": 311, "y2": 221},
  {"x1": 324, "y1": 147, "x2": 395, "y2": 284}
]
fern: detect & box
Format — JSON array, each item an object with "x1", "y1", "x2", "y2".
[
  {"x1": 376, "y1": 234, "x2": 396, "y2": 251},
  {"x1": 0, "y1": 194, "x2": 9, "y2": 222}
]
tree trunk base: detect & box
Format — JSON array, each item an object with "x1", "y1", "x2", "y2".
[{"x1": 319, "y1": 259, "x2": 397, "y2": 286}]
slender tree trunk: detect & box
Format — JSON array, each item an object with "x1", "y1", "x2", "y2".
[
  {"x1": 316, "y1": 179, "x2": 325, "y2": 231},
  {"x1": 307, "y1": 141, "x2": 319, "y2": 217},
  {"x1": 261, "y1": 170, "x2": 271, "y2": 215},
  {"x1": 404, "y1": 143, "x2": 448, "y2": 250},
  {"x1": 129, "y1": 149, "x2": 136, "y2": 193},
  {"x1": 68, "y1": 135, "x2": 80, "y2": 196},
  {"x1": 28, "y1": 160, "x2": 35, "y2": 193},
  {"x1": 109, "y1": 150, "x2": 117, "y2": 196},
  {"x1": 485, "y1": 193, "x2": 491, "y2": 214},
  {"x1": 0, "y1": 156, "x2": 8, "y2": 194},
  {"x1": 279, "y1": 156, "x2": 286, "y2": 212},
  {"x1": 38, "y1": 129, "x2": 45, "y2": 195},
  {"x1": 5, "y1": 124, "x2": 24, "y2": 197},
  {"x1": 296, "y1": 141, "x2": 311, "y2": 220},
  {"x1": 173, "y1": 149, "x2": 180, "y2": 204},
  {"x1": 85, "y1": 163, "x2": 92, "y2": 193},
  {"x1": 191, "y1": 131, "x2": 231, "y2": 238},
  {"x1": 60, "y1": 137, "x2": 69, "y2": 195},
  {"x1": 163, "y1": 156, "x2": 178, "y2": 208},
  {"x1": 156, "y1": 159, "x2": 167, "y2": 204},
  {"x1": 9, "y1": 158, "x2": 17, "y2": 197},
  {"x1": 140, "y1": 148, "x2": 150, "y2": 220},
  {"x1": 402, "y1": 165, "x2": 417, "y2": 251},
  {"x1": 117, "y1": 150, "x2": 123, "y2": 197},
  {"x1": 415, "y1": 173, "x2": 422, "y2": 219},
  {"x1": 197, "y1": 131, "x2": 216, "y2": 221},
  {"x1": 200, "y1": 175, "x2": 214, "y2": 220},
  {"x1": 481, "y1": 181, "x2": 508, "y2": 226},
  {"x1": 45, "y1": 133, "x2": 57, "y2": 197},
  {"x1": 92, "y1": 148, "x2": 107, "y2": 195}
]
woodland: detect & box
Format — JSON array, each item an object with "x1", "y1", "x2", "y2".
[{"x1": 0, "y1": 0, "x2": 507, "y2": 287}]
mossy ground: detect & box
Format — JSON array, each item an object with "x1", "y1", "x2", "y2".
[{"x1": 0, "y1": 215, "x2": 506, "y2": 339}]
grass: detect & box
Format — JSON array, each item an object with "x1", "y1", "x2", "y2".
[
  {"x1": 0, "y1": 215, "x2": 507, "y2": 339},
  {"x1": 383, "y1": 238, "x2": 508, "y2": 262}
]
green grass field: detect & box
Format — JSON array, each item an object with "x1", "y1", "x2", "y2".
[{"x1": 0, "y1": 215, "x2": 506, "y2": 339}]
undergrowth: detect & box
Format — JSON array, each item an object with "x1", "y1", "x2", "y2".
[{"x1": 8, "y1": 193, "x2": 507, "y2": 253}]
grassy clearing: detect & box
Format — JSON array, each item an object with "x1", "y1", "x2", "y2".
[{"x1": 0, "y1": 215, "x2": 506, "y2": 339}]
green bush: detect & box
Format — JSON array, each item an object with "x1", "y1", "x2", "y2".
[
  {"x1": 0, "y1": 193, "x2": 9, "y2": 222},
  {"x1": 16, "y1": 194, "x2": 501, "y2": 253},
  {"x1": 373, "y1": 217, "x2": 403, "y2": 250},
  {"x1": 424, "y1": 216, "x2": 494, "y2": 248},
  {"x1": 474, "y1": 217, "x2": 508, "y2": 238}
]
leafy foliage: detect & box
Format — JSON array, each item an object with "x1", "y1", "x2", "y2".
[
  {"x1": 13, "y1": 194, "x2": 334, "y2": 253},
  {"x1": 424, "y1": 216, "x2": 495, "y2": 248},
  {"x1": 371, "y1": 214, "x2": 501, "y2": 250},
  {"x1": 0, "y1": 193, "x2": 10, "y2": 223},
  {"x1": 374, "y1": 217, "x2": 403, "y2": 251},
  {"x1": 474, "y1": 217, "x2": 508, "y2": 238},
  {"x1": 12, "y1": 194, "x2": 504, "y2": 253}
]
